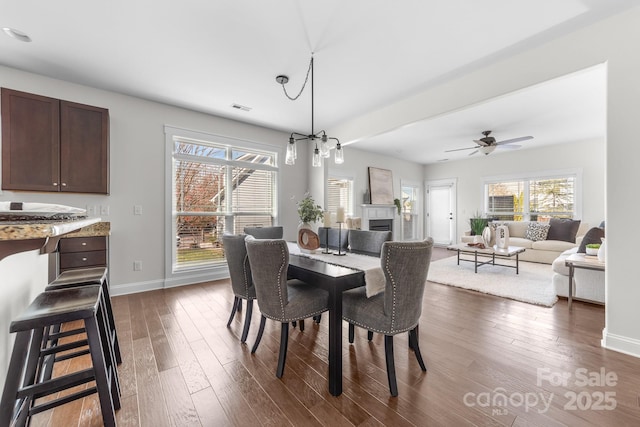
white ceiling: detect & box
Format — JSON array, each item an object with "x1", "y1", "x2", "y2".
[{"x1": 1, "y1": 1, "x2": 631, "y2": 164}]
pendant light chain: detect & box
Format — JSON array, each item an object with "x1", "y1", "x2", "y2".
[{"x1": 279, "y1": 57, "x2": 313, "y2": 101}]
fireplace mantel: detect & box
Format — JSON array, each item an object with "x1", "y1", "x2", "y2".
[{"x1": 360, "y1": 204, "x2": 395, "y2": 232}]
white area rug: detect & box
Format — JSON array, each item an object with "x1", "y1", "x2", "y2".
[{"x1": 427, "y1": 255, "x2": 558, "y2": 307}]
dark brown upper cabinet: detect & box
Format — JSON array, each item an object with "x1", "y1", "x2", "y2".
[{"x1": 1, "y1": 88, "x2": 109, "y2": 194}]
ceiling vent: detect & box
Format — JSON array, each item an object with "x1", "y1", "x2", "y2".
[{"x1": 231, "y1": 103, "x2": 251, "y2": 112}]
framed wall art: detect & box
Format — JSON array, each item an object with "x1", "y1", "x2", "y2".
[{"x1": 368, "y1": 167, "x2": 394, "y2": 205}]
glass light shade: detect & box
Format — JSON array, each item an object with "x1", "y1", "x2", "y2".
[
  {"x1": 334, "y1": 143, "x2": 344, "y2": 164},
  {"x1": 479, "y1": 145, "x2": 496, "y2": 155},
  {"x1": 312, "y1": 146, "x2": 322, "y2": 167},
  {"x1": 293, "y1": 139, "x2": 297, "y2": 159},
  {"x1": 319, "y1": 139, "x2": 330, "y2": 158},
  {"x1": 285, "y1": 142, "x2": 295, "y2": 165}
]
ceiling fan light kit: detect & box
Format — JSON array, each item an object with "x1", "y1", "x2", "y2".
[
  {"x1": 279, "y1": 56, "x2": 344, "y2": 167},
  {"x1": 445, "y1": 130, "x2": 534, "y2": 157}
]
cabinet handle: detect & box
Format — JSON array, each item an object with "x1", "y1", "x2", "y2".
[
  {"x1": 53, "y1": 182, "x2": 58, "y2": 186},
  {"x1": 81, "y1": 242, "x2": 87, "y2": 246},
  {"x1": 82, "y1": 257, "x2": 88, "y2": 261},
  {"x1": 61, "y1": 183, "x2": 67, "y2": 187}
]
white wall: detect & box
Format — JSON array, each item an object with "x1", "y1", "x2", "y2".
[
  {"x1": 424, "y1": 138, "x2": 605, "y2": 240},
  {"x1": 329, "y1": 146, "x2": 424, "y2": 237},
  {"x1": 0, "y1": 65, "x2": 309, "y2": 293},
  {"x1": 333, "y1": 6, "x2": 640, "y2": 357}
]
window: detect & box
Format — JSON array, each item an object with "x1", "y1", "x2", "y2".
[
  {"x1": 327, "y1": 177, "x2": 353, "y2": 225},
  {"x1": 485, "y1": 172, "x2": 579, "y2": 221},
  {"x1": 400, "y1": 184, "x2": 420, "y2": 240},
  {"x1": 168, "y1": 128, "x2": 278, "y2": 272}
]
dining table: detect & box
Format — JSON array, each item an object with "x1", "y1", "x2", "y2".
[{"x1": 286, "y1": 243, "x2": 380, "y2": 396}]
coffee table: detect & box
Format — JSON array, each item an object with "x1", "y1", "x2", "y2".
[{"x1": 447, "y1": 243, "x2": 526, "y2": 274}]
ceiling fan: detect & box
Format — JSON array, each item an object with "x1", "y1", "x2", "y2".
[{"x1": 445, "y1": 130, "x2": 534, "y2": 156}]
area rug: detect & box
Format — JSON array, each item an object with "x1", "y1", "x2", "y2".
[{"x1": 427, "y1": 256, "x2": 558, "y2": 307}]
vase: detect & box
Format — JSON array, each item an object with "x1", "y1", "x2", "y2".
[
  {"x1": 482, "y1": 226, "x2": 492, "y2": 247},
  {"x1": 597, "y1": 237, "x2": 606, "y2": 262},
  {"x1": 495, "y1": 225, "x2": 510, "y2": 249},
  {"x1": 297, "y1": 222, "x2": 320, "y2": 253}
]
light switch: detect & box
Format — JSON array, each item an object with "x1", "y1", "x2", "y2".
[{"x1": 134, "y1": 205, "x2": 142, "y2": 215}]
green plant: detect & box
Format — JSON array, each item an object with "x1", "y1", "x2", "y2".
[
  {"x1": 393, "y1": 198, "x2": 402, "y2": 215},
  {"x1": 586, "y1": 243, "x2": 601, "y2": 249},
  {"x1": 470, "y1": 211, "x2": 488, "y2": 236},
  {"x1": 297, "y1": 194, "x2": 324, "y2": 224}
]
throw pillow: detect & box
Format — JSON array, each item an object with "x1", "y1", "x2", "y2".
[
  {"x1": 525, "y1": 222, "x2": 550, "y2": 241},
  {"x1": 547, "y1": 218, "x2": 581, "y2": 243},
  {"x1": 577, "y1": 227, "x2": 605, "y2": 253}
]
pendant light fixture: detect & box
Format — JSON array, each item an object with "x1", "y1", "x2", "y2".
[{"x1": 277, "y1": 56, "x2": 344, "y2": 167}]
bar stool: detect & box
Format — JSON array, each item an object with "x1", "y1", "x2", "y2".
[
  {"x1": 0, "y1": 286, "x2": 120, "y2": 426},
  {"x1": 46, "y1": 267, "x2": 121, "y2": 365}
]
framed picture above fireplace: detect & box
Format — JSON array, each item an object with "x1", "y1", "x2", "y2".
[{"x1": 368, "y1": 167, "x2": 394, "y2": 205}]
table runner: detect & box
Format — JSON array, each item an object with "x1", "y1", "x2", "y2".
[{"x1": 287, "y1": 242, "x2": 385, "y2": 297}]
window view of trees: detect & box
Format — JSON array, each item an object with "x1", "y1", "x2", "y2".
[
  {"x1": 486, "y1": 176, "x2": 576, "y2": 221},
  {"x1": 173, "y1": 139, "x2": 277, "y2": 270}
]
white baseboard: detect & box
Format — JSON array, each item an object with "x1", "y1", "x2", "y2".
[
  {"x1": 601, "y1": 328, "x2": 640, "y2": 358},
  {"x1": 110, "y1": 270, "x2": 229, "y2": 297},
  {"x1": 110, "y1": 279, "x2": 165, "y2": 296}
]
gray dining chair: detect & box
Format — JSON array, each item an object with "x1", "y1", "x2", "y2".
[
  {"x1": 243, "y1": 226, "x2": 284, "y2": 239},
  {"x1": 245, "y1": 238, "x2": 329, "y2": 378},
  {"x1": 348, "y1": 229, "x2": 392, "y2": 256},
  {"x1": 222, "y1": 234, "x2": 256, "y2": 343},
  {"x1": 342, "y1": 238, "x2": 434, "y2": 396}
]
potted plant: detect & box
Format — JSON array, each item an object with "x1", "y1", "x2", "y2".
[
  {"x1": 297, "y1": 194, "x2": 324, "y2": 225},
  {"x1": 585, "y1": 243, "x2": 600, "y2": 256},
  {"x1": 295, "y1": 194, "x2": 324, "y2": 251},
  {"x1": 469, "y1": 211, "x2": 489, "y2": 236}
]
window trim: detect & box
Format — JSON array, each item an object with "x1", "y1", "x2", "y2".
[
  {"x1": 327, "y1": 173, "x2": 355, "y2": 220},
  {"x1": 400, "y1": 179, "x2": 422, "y2": 241},
  {"x1": 482, "y1": 168, "x2": 583, "y2": 220},
  {"x1": 164, "y1": 125, "x2": 282, "y2": 287}
]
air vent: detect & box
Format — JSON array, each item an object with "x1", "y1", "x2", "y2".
[{"x1": 231, "y1": 103, "x2": 251, "y2": 112}]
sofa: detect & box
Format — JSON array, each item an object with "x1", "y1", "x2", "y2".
[
  {"x1": 462, "y1": 220, "x2": 590, "y2": 264},
  {"x1": 551, "y1": 247, "x2": 605, "y2": 303}
]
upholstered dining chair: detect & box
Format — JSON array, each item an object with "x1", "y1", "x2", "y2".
[
  {"x1": 243, "y1": 226, "x2": 284, "y2": 239},
  {"x1": 245, "y1": 238, "x2": 329, "y2": 378},
  {"x1": 348, "y1": 229, "x2": 392, "y2": 256},
  {"x1": 222, "y1": 234, "x2": 256, "y2": 343},
  {"x1": 342, "y1": 238, "x2": 434, "y2": 396}
]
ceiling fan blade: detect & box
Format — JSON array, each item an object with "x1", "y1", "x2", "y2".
[
  {"x1": 444, "y1": 146, "x2": 478, "y2": 153},
  {"x1": 499, "y1": 144, "x2": 522, "y2": 150},
  {"x1": 468, "y1": 150, "x2": 478, "y2": 156},
  {"x1": 495, "y1": 136, "x2": 533, "y2": 145}
]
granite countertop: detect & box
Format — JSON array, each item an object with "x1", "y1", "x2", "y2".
[{"x1": 0, "y1": 217, "x2": 104, "y2": 241}]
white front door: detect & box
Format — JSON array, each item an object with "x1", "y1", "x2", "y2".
[{"x1": 426, "y1": 179, "x2": 457, "y2": 246}]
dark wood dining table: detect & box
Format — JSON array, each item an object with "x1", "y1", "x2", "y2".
[{"x1": 287, "y1": 254, "x2": 365, "y2": 396}]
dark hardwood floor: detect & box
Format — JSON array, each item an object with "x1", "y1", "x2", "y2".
[{"x1": 29, "y1": 248, "x2": 640, "y2": 426}]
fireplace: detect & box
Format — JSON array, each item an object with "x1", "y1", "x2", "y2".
[
  {"x1": 369, "y1": 219, "x2": 392, "y2": 231},
  {"x1": 360, "y1": 204, "x2": 394, "y2": 236}
]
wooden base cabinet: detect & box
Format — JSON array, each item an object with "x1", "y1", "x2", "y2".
[
  {"x1": 58, "y1": 236, "x2": 108, "y2": 273},
  {"x1": 1, "y1": 87, "x2": 109, "y2": 194}
]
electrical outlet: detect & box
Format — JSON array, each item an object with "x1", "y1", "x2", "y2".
[
  {"x1": 134, "y1": 205, "x2": 142, "y2": 215},
  {"x1": 86, "y1": 205, "x2": 96, "y2": 216},
  {"x1": 100, "y1": 205, "x2": 110, "y2": 216},
  {"x1": 133, "y1": 261, "x2": 142, "y2": 271}
]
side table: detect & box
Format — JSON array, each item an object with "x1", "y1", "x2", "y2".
[{"x1": 564, "y1": 253, "x2": 605, "y2": 310}]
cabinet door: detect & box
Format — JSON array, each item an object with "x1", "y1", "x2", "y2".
[
  {"x1": 1, "y1": 88, "x2": 60, "y2": 191},
  {"x1": 60, "y1": 101, "x2": 109, "y2": 194}
]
